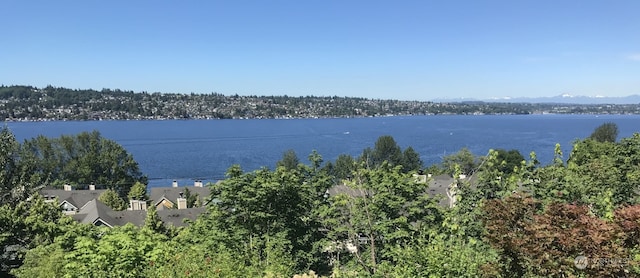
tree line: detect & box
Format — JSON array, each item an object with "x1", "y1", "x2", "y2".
[
  {"x1": 2, "y1": 123, "x2": 640, "y2": 277},
  {"x1": 3, "y1": 85, "x2": 640, "y2": 121}
]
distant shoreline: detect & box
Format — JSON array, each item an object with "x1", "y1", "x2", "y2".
[
  {"x1": 5, "y1": 112, "x2": 640, "y2": 123},
  {"x1": 3, "y1": 85, "x2": 640, "y2": 121}
]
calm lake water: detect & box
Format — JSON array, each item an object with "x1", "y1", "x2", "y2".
[{"x1": 7, "y1": 114, "x2": 640, "y2": 187}]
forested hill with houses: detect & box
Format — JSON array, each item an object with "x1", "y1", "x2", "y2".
[{"x1": 2, "y1": 85, "x2": 639, "y2": 121}]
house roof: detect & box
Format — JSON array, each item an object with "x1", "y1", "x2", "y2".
[
  {"x1": 426, "y1": 174, "x2": 481, "y2": 206},
  {"x1": 325, "y1": 174, "x2": 480, "y2": 208},
  {"x1": 40, "y1": 188, "x2": 106, "y2": 209},
  {"x1": 73, "y1": 199, "x2": 123, "y2": 227},
  {"x1": 326, "y1": 184, "x2": 370, "y2": 198},
  {"x1": 74, "y1": 199, "x2": 145, "y2": 227},
  {"x1": 157, "y1": 207, "x2": 207, "y2": 227},
  {"x1": 150, "y1": 186, "x2": 211, "y2": 207},
  {"x1": 72, "y1": 198, "x2": 206, "y2": 228},
  {"x1": 426, "y1": 174, "x2": 455, "y2": 207}
]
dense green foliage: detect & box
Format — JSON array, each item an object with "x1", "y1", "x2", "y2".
[
  {"x1": 276, "y1": 149, "x2": 301, "y2": 170},
  {"x1": 99, "y1": 189, "x2": 127, "y2": 211},
  {"x1": 0, "y1": 127, "x2": 37, "y2": 206},
  {"x1": 589, "y1": 122, "x2": 619, "y2": 143},
  {"x1": 4, "y1": 126, "x2": 640, "y2": 277},
  {"x1": 21, "y1": 130, "x2": 146, "y2": 194},
  {"x1": 442, "y1": 147, "x2": 481, "y2": 176},
  {"x1": 360, "y1": 135, "x2": 423, "y2": 173},
  {"x1": 128, "y1": 181, "x2": 149, "y2": 201},
  {"x1": 0, "y1": 127, "x2": 146, "y2": 275}
]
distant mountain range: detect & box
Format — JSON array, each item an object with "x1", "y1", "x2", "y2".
[{"x1": 433, "y1": 94, "x2": 640, "y2": 105}]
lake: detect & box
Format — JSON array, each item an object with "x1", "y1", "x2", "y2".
[{"x1": 6, "y1": 114, "x2": 640, "y2": 187}]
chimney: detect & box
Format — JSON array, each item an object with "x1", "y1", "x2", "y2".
[
  {"x1": 89, "y1": 184, "x2": 96, "y2": 190},
  {"x1": 194, "y1": 180, "x2": 203, "y2": 187},
  {"x1": 63, "y1": 184, "x2": 72, "y2": 191},
  {"x1": 129, "y1": 200, "x2": 148, "y2": 211},
  {"x1": 172, "y1": 180, "x2": 178, "y2": 187},
  {"x1": 412, "y1": 173, "x2": 427, "y2": 184},
  {"x1": 177, "y1": 197, "x2": 187, "y2": 209},
  {"x1": 129, "y1": 199, "x2": 138, "y2": 210}
]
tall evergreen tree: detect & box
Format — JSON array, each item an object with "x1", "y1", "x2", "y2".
[
  {"x1": 589, "y1": 122, "x2": 619, "y2": 143},
  {"x1": 371, "y1": 135, "x2": 403, "y2": 167},
  {"x1": 277, "y1": 149, "x2": 300, "y2": 170}
]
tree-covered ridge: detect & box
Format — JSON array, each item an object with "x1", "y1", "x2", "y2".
[
  {"x1": 2, "y1": 85, "x2": 640, "y2": 121},
  {"x1": 3, "y1": 123, "x2": 640, "y2": 277}
]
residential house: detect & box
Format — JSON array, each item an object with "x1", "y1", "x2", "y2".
[
  {"x1": 150, "y1": 180, "x2": 211, "y2": 210},
  {"x1": 326, "y1": 174, "x2": 478, "y2": 209},
  {"x1": 73, "y1": 198, "x2": 206, "y2": 228},
  {"x1": 39, "y1": 180, "x2": 211, "y2": 228},
  {"x1": 40, "y1": 184, "x2": 105, "y2": 214},
  {"x1": 72, "y1": 199, "x2": 146, "y2": 228}
]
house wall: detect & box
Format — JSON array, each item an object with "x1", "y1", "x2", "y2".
[{"x1": 156, "y1": 199, "x2": 174, "y2": 210}]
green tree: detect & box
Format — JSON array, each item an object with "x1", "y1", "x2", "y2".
[
  {"x1": 209, "y1": 163, "x2": 331, "y2": 273},
  {"x1": 23, "y1": 130, "x2": 147, "y2": 196},
  {"x1": 307, "y1": 150, "x2": 323, "y2": 171},
  {"x1": 0, "y1": 195, "x2": 66, "y2": 274},
  {"x1": 62, "y1": 224, "x2": 167, "y2": 278},
  {"x1": 442, "y1": 147, "x2": 480, "y2": 176},
  {"x1": 494, "y1": 149, "x2": 525, "y2": 175},
  {"x1": 127, "y1": 181, "x2": 148, "y2": 201},
  {"x1": 144, "y1": 206, "x2": 166, "y2": 235},
  {"x1": 589, "y1": 122, "x2": 619, "y2": 143},
  {"x1": 318, "y1": 162, "x2": 444, "y2": 275},
  {"x1": 276, "y1": 149, "x2": 300, "y2": 170},
  {"x1": 371, "y1": 135, "x2": 403, "y2": 167},
  {"x1": 379, "y1": 232, "x2": 500, "y2": 277},
  {"x1": 11, "y1": 243, "x2": 66, "y2": 278},
  {"x1": 183, "y1": 187, "x2": 199, "y2": 208},
  {"x1": 476, "y1": 149, "x2": 522, "y2": 200},
  {"x1": 401, "y1": 146, "x2": 423, "y2": 173},
  {"x1": 99, "y1": 188, "x2": 126, "y2": 211},
  {"x1": 331, "y1": 154, "x2": 356, "y2": 181},
  {"x1": 528, "y1": 135, "x2": 640, "y2": 216},
  {"x1": 0, "y1": 127, "x2": 44, "y2": 207}
]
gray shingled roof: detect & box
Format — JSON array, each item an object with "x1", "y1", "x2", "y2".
[
  {"x1": 72, "y1": 198, "x2": 206, "y2": 228},
  {"x1": 40, "y1": 188, "x2": 106, "y2": 209},
  {"x1": 427, "y1": 174, "x2": 453, "y2": 206},
  {"x1": 73, "y1": 199, "x2": 122, "y2": 227},
  {"x1": 427, "y1": 174, "x2": 480, "y2": 206},
  {"x1": 325, "y1": 174, "x2": 479, "y2": 208},
  {"x1": 157, "y1": 207, "x2": 207, "y2": 227},
  {"x1": 150, "y1": 186, "x2": 211, "y2": 207},
  {"x1": 109, "y1": 209, "x2": 147, "y2": 227}
]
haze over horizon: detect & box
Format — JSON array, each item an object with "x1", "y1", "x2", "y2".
[{"x1": 2, "y1": 1, "x2": 639, "y2": 101}]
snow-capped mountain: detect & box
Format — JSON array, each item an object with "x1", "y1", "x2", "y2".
[{"x1": 433, "y1": 94, "x2": 640, "y2": 104}]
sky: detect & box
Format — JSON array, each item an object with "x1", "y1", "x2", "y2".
[{"x1": 2, "y1": 1, "x2": 639, "y2": 101}]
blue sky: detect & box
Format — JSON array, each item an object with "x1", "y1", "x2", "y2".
[{"x1": 2, "y1": 1, "x2": 639, "y2": 100}]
